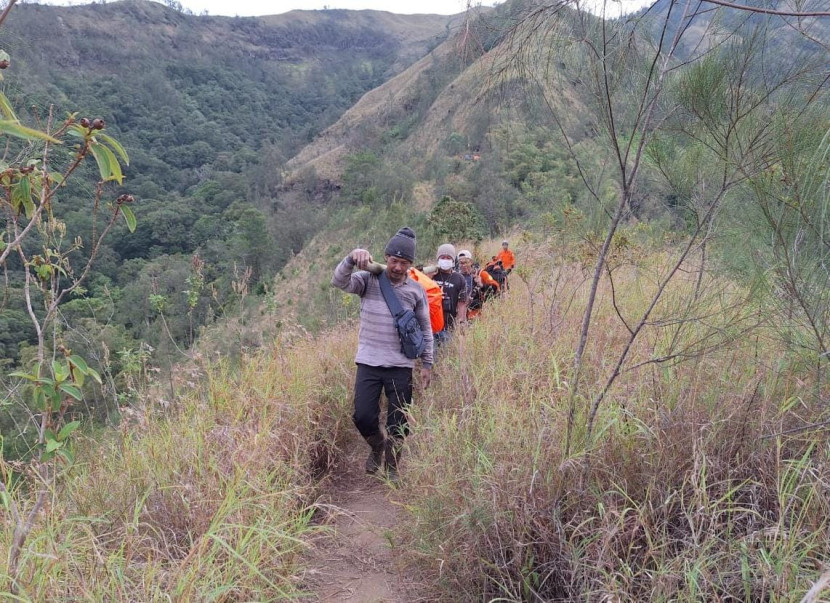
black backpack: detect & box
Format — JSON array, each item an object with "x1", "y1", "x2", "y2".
[{"x1": 486, "y1": 264, "x2": 506, "y2": 288}]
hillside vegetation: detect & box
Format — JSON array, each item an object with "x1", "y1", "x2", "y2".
[
  {"x1": 0, "y1": 0, "x2": 456, "y2": 452},
  {"x1": 2, "y1": 0, "x2": 830, "y2": 598},
  {"x1": 2, "y1": 231, "x2": 829, "y2": 599}
]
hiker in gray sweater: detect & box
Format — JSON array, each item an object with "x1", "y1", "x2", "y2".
[{"x1": 331, "y1": 227, "x2": 433, "y2": 480}]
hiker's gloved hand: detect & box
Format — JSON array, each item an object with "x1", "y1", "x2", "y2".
[{"x1": 349, "y1": 249, "x2": 373, "y2": 270}]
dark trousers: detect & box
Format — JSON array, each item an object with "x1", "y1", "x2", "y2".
[{"x1": 353, "y1": 363, "x2": 413, "y2": 440}]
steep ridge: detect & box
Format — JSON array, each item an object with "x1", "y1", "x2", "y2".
[
  {"x1": 0, "y1": 0, "x2": 458, "y2": 196},
  {"x1": 283, "y1": 8, "x2": 498, "y2": 184}
]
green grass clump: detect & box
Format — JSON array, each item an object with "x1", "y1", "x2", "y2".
[{"x1": 0, "y1": 326, "x2": 357, "y2": 600}]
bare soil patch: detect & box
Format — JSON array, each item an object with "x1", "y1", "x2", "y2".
[{"x1": 302, "y1": 442, "x2": 426, "y2": 602}]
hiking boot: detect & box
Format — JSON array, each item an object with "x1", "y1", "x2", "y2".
[
  {"x1": 385, "y1": 437, "x2": 402, "y2": 484},
  {"x1": 364, "y1": 432, "x2": 386, "y2": 474}
]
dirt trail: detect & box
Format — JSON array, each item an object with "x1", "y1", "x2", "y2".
[{"x1": 302, "y1": 442, "x2": 423, "y2": 602}]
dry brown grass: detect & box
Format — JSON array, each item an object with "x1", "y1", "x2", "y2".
[
  {"x1": 396, "y1": 232, "x2": 830, "y2": 601},
  {"x1": 0, "y1": 325, "x2": 358, "y2": 599},
  {"x1": 4, "y1": 229, "x2": 829, "y2": 600}
]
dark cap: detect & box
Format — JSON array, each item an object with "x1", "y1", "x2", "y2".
[{"x1": 384, "y1": 227, "x2": 416, "y2": 262}]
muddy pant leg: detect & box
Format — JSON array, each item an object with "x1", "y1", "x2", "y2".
[
  {"x1": 352, "y1": 363, "x2": 385, "y2": 438},
  {"x1": 383, "y1": 366, "x2": 413, "y2": 440}
]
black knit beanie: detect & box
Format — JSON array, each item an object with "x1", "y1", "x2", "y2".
[{"x1": 384, "y1": 227, "x2": 416, "y2": 262}]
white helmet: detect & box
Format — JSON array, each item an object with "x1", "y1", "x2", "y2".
[{"x1": 458, "y1": 249, "x2": 472, "y2": 259}]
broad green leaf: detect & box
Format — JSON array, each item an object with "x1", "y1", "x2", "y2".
[
  {"x1": 86, "y1": 367, "x2": 102, "y2": 385},
  {"x1": 66, "y1": 125, "x2": 86, "y2": 139},
  {"x1": 22, "y1": 196, "x2": 35, "y2": 220},
  {"x1": 0, "y1": 92, "x2": 16, "y2": 121},
  {"x1": 52, "y1": 359, "x2": 69, "y2": 382},
  {"x1": 0, "y1": 120, "x2": 60, "y2": 143},
  {"x1": 56, "y1": 448, "x2": 74, "y2": 464},
  {"x1": 58, "y1": 383, "x2": 83, "y2": 401},
  {"x1": 90, "y1": 143, "x2": 123, "y2": 184},
  {"x1": 72, "y1": 369, "x2": 85, "y2": 388},
  {"x1": 49, "y1": 387, "x2": 62, "y2": 411},
  {"x1": 121, "y1": 205, "x2": 136, "y2": 233},
  {"x1": 35, "y1": 264, "x2": 52, "y2": 281},
  {"x1": 96, "y1": 132, "x2": 129, "y2": 165},
  {"x1": 89, "y1": 143, "x2": 111, "y2": 181},
  {"x1": 12, "y1": 176, "x2": 34, "y2": 219},
  {"x1": 68, "y1": 354, "x2": 89, "y2": 373},
  {"x1": 8, "y1": 370, "x2": 37, "y2": 381},
  {"x1": 57, "y1": 420, "x2": 81, "y2": 441},
  {"x1": 45, "y1": 438, "x2": 62, "y2": 453},
  {"x1": 33, "y1": 388, "x2": 46, "y2": 412}
]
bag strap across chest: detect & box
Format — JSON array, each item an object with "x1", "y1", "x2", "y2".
[{"x1": 378, "y1": 271, "x2": 405, "y2": 317}]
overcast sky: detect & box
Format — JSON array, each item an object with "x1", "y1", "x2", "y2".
[
  {"x1": 40, "y1": 0, "x2": 653, "y2": 17},
  {"x1": 42, "y1": 0, "x2": 480, "y2": 16},
  {"x1": 208, "y1": 0, "x2": 474, "y2": 15}
]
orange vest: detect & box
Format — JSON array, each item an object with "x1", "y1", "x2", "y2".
[
  {"x1": 479, "y1": 270, "x2": 500, "y2": 290},
  {"x1": 496, "y1": 248, "x2": 515, "y2": 271},
  {"x1": 408, "y1": 267, "x2": 444, "y2": 334}
]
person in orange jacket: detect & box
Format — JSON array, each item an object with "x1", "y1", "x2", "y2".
[
  {"x1": 496, "y1": 240, "x2": 515, "y2": 272},
  {"x1": 408, "y1": 266, "x2": 444, "y2": 334}
]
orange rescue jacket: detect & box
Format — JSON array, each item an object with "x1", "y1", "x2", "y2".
[
  {"x1": 496, "y1": 249, "x2": 515, "y2": 271},
  {"x1": 408, "y1": 267, "x2": 444, "y2": 334}
]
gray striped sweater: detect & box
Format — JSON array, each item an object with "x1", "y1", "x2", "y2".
[{"x1": 332, "y1": 256, "x2": 434, "y2": 368}]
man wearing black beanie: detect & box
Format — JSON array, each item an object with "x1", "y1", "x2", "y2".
[
  {"x1": 331, "y1": 227, "x2": 433, "y2": 482},
  {"x1": 384, "y1": 226, "x2": 417, "y2": 262}
]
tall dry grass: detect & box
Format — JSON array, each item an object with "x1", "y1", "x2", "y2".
[
  {"x1": 0, "y1": 326, "x2": 357, "y2": 600},
  {"x1": 3, "y1": 231, "x2": 829, "y2": 601},
  {"x1": 399, "y1": 234, "x2": 830, "y2": 601}
]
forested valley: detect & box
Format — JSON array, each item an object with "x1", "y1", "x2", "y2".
[
  {"x1": 0, "y1": 0, "x2": 456, "y2": 451},
  {"x1": 1, "y1": 0, "x2": 830, "y2": 599}
]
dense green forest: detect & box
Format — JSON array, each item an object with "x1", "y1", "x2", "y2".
[{"x1": 0, "y1": 1, "x2": 456, "y2": 443}]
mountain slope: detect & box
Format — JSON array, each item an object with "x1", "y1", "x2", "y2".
[
  {"x1": 0, "y1": 0, "x2": 462, "y2": 369},
  {"x1": 0, "y1": 0, "x2": 457, "y2": 197}
]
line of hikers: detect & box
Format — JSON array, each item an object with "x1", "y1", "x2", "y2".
[
  {"x1": 331, "y1": 227, "x2": 516, "y2": 483},
  {"x1": 421, "y1": 239, "x2": 515, "y2": 344}
]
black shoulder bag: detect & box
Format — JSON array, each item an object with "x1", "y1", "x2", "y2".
[{"x1": 378, "y1": 271, "x2": 428, "y2": 359}]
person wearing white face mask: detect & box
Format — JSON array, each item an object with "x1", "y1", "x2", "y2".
[{"x1": 432, "y1": 243, "x2": 468, "y2": 346}]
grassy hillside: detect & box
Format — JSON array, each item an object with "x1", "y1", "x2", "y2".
[
  {"x1": 1, "y1": 0, "x2": 455, "y2": 198},
  {"x1": 2, "y1": 0, "x2": 829, "y2": 596},
  {"x1": 3, "y1": 231, "x2": 828, "y2": 599},
  {"x1": 0, "y1": 0, "x2": 457, "y2": 393}
]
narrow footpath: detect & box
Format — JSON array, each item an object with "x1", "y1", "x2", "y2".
[{"x1": 302, "y1": 443, "x2": 425, "y2": 602}]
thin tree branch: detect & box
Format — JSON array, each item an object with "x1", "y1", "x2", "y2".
[{"x1": 701, "y1": 0, "x2": 830, "y2": 17}]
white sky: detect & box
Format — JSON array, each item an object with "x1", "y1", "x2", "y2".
[
  {"x1": 40, "y1": 0, "x2": 479, "y2": 16},
  {"x1": 36, "y1": 0, "x2": 654, "y2": 18},
  {"x1": 211, "y1": 0, "x2": 474, "y2": 15}
]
